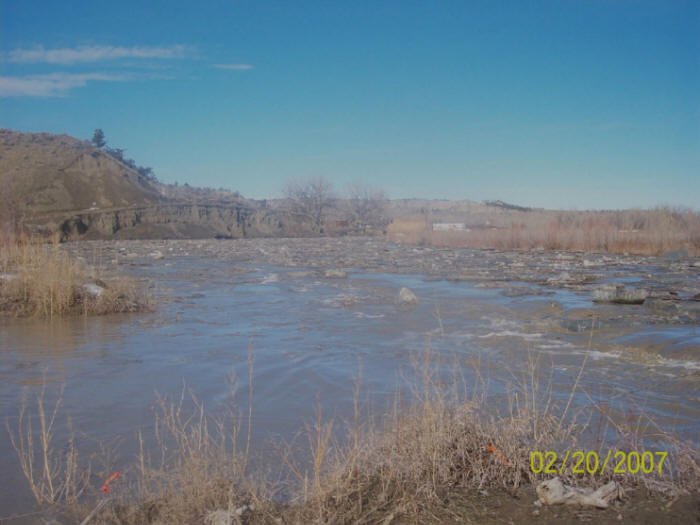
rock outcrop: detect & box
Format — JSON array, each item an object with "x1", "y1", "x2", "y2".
[{"x1": 56, "y1": 203, "x2": 285, "y2": 240}]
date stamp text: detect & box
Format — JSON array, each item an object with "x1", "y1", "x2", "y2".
[{"x1": 529, "y1": 450, "x2": 668, "y2": 476}]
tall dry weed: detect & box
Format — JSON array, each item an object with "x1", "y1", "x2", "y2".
[
  {"x1": 388, "y1": 206, "x2": 700, "y2": 255},
  {"x1": 9, "y1": 346, "x2": 699, "y2": 524},
  {"x1": 6, "y1": 383, "x2": 90, "y2": 507},
  {"x1": 285, "y1": 345, "x2": 699, "y2": 523},
  {"x1": 0, "y1": 236, "x2": 150, "y2": 317}
]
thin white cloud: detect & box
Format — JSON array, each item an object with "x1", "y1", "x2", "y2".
[
  {"x1": 0, "y1": 72, "x2": 129, "y2": 97},
  {"x1": 6, "y1": 45, "x2": 189, "y2": 64},
  {"x1": 212, "y1": 63, "x2": 253, "y2": 71}
]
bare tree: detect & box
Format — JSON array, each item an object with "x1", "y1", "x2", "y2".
[
  {"x1": 346, "y1": 181, "x2": 388, "y2": 234},
  {"x1": 283, "y1": 176, "x2": 336, "y2": 234}
]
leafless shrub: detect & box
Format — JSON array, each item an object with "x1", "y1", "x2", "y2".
[
  {"x1": 6, "y1": 384, "x2": 90, "y2": 507},
  {"x1": 107, "y1": 390, "x2": 250, "y2": 524},
  {"x1": 283, "y1": 176, "x2": 336, "y2": 234},
  {"x1": 345, "y1": 181, "x2": 389, "y2": 234},
  {"x1": 97, "y1": 350, "x2": 268, "y2": 524}
]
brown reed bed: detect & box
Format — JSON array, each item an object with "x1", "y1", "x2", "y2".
[
  {"x1": 388, "y1": 206, "x2": 700, "y2": 256},
  {"x1": 0, "y1": 232, "x2": 151, "y2": 317}
]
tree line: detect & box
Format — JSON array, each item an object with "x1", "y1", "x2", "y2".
[{"x1": 283, "y1": 176, "x2": 389, "y2": 235}]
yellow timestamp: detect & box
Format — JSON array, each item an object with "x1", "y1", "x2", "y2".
[{"x1": 530, "y1": 450, "x2": 668, "y2": 476}]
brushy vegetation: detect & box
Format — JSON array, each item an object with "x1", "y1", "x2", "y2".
[
  {"x1": 8, "y1": 349, "x2": 698, "y2": 524},
  {"x1": 0, "y1": 232, "x2": 151, "y2": 317},
  {"x1": 388, "y1": 206, "x2": 700, "y2": 256},
  {"x1": 7, "y1": 384, "x2": 89, "y2": 508}
]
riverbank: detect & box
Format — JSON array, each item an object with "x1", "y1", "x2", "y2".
[
  {"x1": 2, "y1": 237, "x2": 697, "y2": 523},
  {"x1": 9, "y1": 352, "x2": 699, "y2": 524}
]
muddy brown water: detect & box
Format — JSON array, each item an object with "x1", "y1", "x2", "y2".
[{"x1": 1, "y1": 239, "x2": 698, "y2": 518}]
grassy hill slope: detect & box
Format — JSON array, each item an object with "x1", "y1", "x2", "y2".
[{"x1": 0, "y1": 129, "x2": 162, "y2": 217}]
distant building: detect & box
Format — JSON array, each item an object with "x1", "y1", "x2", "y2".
[{"x1": 432, "y1": 222, "x2": 468, "y2": 232}]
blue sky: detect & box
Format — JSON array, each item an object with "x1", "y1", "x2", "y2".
[{"x1": 1, "y1": 1, "x2": 698, "y2": 209}]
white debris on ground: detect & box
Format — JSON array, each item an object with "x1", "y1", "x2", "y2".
[
  {"x1": 204, "y1": 505, "x2": 256, "y2": 525},
  {"x1": 82, "y1": 283, "x2": 105, "y2": 298},
  {"x1": 535, "y1": 477, "x2": 623, "y2": 508}
]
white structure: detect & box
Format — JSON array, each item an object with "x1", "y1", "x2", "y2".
[{"x1": 432, "y1": 222, "x2": 468, "y2": 232}]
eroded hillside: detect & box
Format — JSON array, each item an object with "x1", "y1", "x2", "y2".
[
  {"x1": 0, "y1": 129, "x2": 287, "y2": 239},
  {"x1": 0, "y1": 129, "x2": 163, "y2": 214}
]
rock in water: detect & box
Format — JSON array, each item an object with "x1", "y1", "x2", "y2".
[
  {"x1": 644, "y1": 298, "x2": 680, "y2": 314},
  {"x1": 592, "y1": 284, "x2": 648, "y2": 304},
  {"x1": 398, "y1": 287, "x2": 418, "y2": 305},
  {"x1": 324, "y1": 269, "x2": 347, "y2": 278},
  {"x1": 536, "y1": 477, "x2": 622, "y2": 508},
  {"x1": 547, "y1": 271, "x2": 572, "y2": 284}
]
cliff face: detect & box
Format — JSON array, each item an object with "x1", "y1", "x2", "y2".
[{"x1": 58, "y1": 204, "x2": 284, "y2": 240}]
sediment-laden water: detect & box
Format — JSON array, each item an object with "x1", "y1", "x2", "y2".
[{"x1": 1, "y1": 238, "x2": 698, "y2": 517}]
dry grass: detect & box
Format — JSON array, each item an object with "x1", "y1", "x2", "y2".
[
  {"x1": 98, "y1": 391, "x2": 261, "y2": 524},
  {"x1": 9, "y1": 348, "x2": 699, "y2": 524},
  {"x1": 6, "y1": 384, "x2": 89, "y2": 507},
  {"x1": 388, "y1": 207, "x2": 700, "y2": 256},
  {"x1": 0, "y1": 232, "x2": 151, "y2": 317},
  {"x1": 284, "y1": 349, "x2": 699, "y2": 523},
  {"x1": 93, "y1": 348, "x2": 268, "y2": 525},
  {"x1": 287, "y1": 360, "x2": 511, "y2": 522}
]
